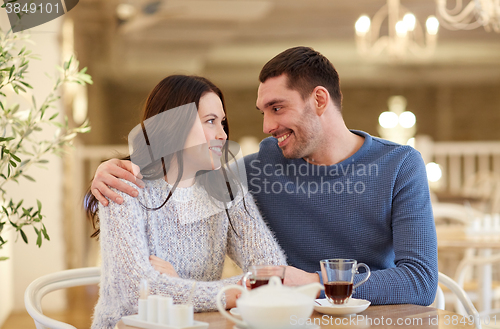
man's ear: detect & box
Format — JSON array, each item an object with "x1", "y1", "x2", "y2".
[{"x1": 312, "y1": 86, "x2": 329, "y2": 116}]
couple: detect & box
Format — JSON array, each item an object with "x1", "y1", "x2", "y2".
[{"x1": 87, "y1": 47, "x2": 438, "y2": 328}]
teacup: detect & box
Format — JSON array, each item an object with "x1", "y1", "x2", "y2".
[
  {"x1": 320, "y1": 259, "x2": 371, "y2": 305},
  {"x1": 242, "y1": 265, "x2": 286, "y2": 290}
]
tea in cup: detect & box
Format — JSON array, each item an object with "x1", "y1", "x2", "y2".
[
  {"x1": 242, "y1": 265, "x2": 286, "y2": 290},
  {"x1": 320, "y1": 259, "x2": 370, "y2": 305}
]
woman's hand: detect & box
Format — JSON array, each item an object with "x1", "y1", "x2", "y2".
[
  {"x1": 149, "y1": 255, "x2": 179, "y2": 277},
  {"x1": 91, "y1": 159, "x2": 144, "y2": 206},
  {"x1": 224, "y1": 287, "x2": 241, "y2": 309}
]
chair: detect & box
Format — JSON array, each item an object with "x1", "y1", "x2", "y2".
[
  {"x1": 462, "y1": 171, "x2": 500, "y2": 213},
  {"x1": 432, "y1": 202, "x2": 483, "y2": 225},
  {"x1": 24, "y1": 267, "x2": 101, "y2": 329},
  {"x1": 433, "y1": 202, "x2": 481, "y2": 295},
  {"x1": 454, "y1": 253, "x2": 500, "y2": 314},
  {"x1": 479, "y1": 309, "x2": 500, "y2": 329},
  {"x1": 435, "y1": 272, "x2": 481, "y2": 329}
]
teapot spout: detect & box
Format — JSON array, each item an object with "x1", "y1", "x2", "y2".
[{"x1": 295, "y1": 282, "x2": 324, "y2": 299}]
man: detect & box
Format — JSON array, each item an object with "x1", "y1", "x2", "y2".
[{"x1": 90, "y1": 46, "x2": 438, "y2": 305}]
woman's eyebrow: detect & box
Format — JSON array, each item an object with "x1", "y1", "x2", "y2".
[{"x1": 203, "y1": 113, "x2": 226, "y2": 120}]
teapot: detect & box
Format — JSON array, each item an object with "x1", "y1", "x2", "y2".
[{"x1": 216, "y1": 276, "x2": 323, "y2": 329}]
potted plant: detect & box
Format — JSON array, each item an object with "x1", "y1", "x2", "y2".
[{"x1": 0, "y1": 26, "x2": 92, "y2": 260}]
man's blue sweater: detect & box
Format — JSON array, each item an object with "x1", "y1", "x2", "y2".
[{"x1": 243, "y1": 130, "x2": 438, "y2": 305}]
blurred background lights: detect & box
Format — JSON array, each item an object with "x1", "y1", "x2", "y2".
[
  {"x1": 406, "y1": 137, "x2": 415, "y2": 147},
  {"x1": 426, "y1": 162, "x2": 443, "y2": 182},
  {"x1": 426, "y1": 16, "x2": 440, "y2": 35},
  {"x1": 395, "y1": 21, "x2": 408, "y2": 37},
  {"x1": 399, "y1": 111, "x2": 416, "y2": 128},
  {"x1": 116, "y1": 3, "x2": 137, "y2": 21},
  {"x1": 403, "y1": 13, "x2": 416, "y2": 31},
  {"x1": 379, "y1": 111, "x2": 399, "y2": 128},
  {"x1": 377, "y1": 96, "x2": 417, "y2": 146},
  {"x1": 355, "y1": 15, "x2": 371, "y2": 36}
]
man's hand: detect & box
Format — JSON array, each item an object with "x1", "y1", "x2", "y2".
[
  {"x1": 91, "y1": 159, "x2": 144, "y2": 206},
  {"x1": 149, "y1": 255, "x2": 179, "y2": 277},
  {"x1": 284, "y1": 266, "x2": 320, "y2": 286}
]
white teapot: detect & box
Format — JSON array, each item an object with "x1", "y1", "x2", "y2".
[{"x1": 216, "y1": 276, "x2": 323, "y2": 329}]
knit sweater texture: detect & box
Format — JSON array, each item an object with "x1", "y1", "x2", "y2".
[
  {"x1": 244, "y1": 130, "x2": 438, "y2": 306},
  {"x1": 92, "y1": 178, "x2": 287, "y2": 328}
]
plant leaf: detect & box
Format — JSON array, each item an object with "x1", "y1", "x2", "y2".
[
  {"x1": 19, "y1": 81, "x2": 33, "y2": 89},
  {"x1": 15, "y1": 200, "x2": 23, "y2": 212},
  {"x1": 20, "y1": 229, "x2": 28, "y2": 244},
  {"x1": 0, "y1": 137, "x2": 15, "y2": 142},
  {"x1": 22, "y1": 174, "x2": 35, "y2": 182},
  {"x1": 10, "y1": 153, "x2": 21, "y2": 162},
  {"x1": 42, "y1": 225, "x2": 50, "y2": 240},
  {"x1": 36, "y1": 231, "x2": 42, "y2": 247}
]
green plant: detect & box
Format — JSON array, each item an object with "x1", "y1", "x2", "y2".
[{"x1": 0, "y1": 26, "x2": 92, "y2": 260}]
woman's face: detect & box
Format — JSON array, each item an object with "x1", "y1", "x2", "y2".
[{"x1": 183, "y1": 92, "x2": 227, "y2": 171}]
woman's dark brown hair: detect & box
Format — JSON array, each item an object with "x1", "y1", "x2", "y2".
[{"x1": 84, "y1": 75, "x2": 243, "y2": 238}]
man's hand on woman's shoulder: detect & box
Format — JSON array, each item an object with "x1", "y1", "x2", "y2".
[{"x1": 91, "y1": 159, "x2": 144, "y2": 206}]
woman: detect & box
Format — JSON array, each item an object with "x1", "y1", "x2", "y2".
[{"x1": 85, "y1": 75, "x2": 287, "y2": 328}]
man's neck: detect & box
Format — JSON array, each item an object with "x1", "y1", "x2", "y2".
[{"x1": 304, "y1": 128, "x2": 364, "y2": 166}]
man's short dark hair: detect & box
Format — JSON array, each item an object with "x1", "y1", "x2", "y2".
[{"x1": 259, "y1": 46, "x2": 343, "y2": 111}]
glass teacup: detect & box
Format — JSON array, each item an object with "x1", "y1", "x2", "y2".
[
  {"x1": 320, "y1": 259, "x2": 370, "y2": 305},
  {"x1": 242, "y1": 265, "x2": 286, "y2": 290}
]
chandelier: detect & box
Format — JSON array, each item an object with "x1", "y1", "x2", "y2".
[
  {"x1": 355, "y1": 0, "x2": 440, "y2": 59},
  {"x1": 377, "y1": 96, "x2": 416, "y2": 146},
  {"x1": 436, "y1": 0, "x2": 500, "y2": 32}
]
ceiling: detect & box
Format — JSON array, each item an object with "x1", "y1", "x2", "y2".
[{"x1": 78, "y1": 0, "x2": 500, "y2": 89}]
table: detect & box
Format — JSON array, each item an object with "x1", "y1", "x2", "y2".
[
  {"x1": 437, "y1": 226, "x2": 500, "y2": 250},
  {"x1": 117, "y1": 304, "x2": 477, "y2": 329},
  {"x1": 437, "y1": 225, "x2": 500, "y2": 312},
  {"x1": 434, "y1": 192, "x2": 487, "y2": 210}
]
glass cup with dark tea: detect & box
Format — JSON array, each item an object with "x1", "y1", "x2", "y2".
[
  {"x1": 242, "y1": 265, "x2": 286, "y2": 290},
  {"x1": 320, "y1": 259, "x2": 370, "y2": 305}
]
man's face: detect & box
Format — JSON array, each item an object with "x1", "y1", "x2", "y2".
[{"x1": 256, "y1": 74, "x2": 320, "y2": 159}]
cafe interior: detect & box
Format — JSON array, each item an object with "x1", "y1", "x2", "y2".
[{"x1": 1, "y1": 0, "x2": 500, "y2": 328}]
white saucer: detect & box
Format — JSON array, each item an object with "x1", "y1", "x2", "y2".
[
  {"x1": 314, "y1": 298, "x2": 371, "y2": 316},
  {"x1": 233, "y1": 324, "x2": 319, "y2": 329},
  {"x1": 122, "y1": 314, "x2": 208, "y2": 329},
  {"x1": 229, "y1": 307, "x2": 242, "y2": 320}
]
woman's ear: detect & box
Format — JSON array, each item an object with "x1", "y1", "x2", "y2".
[{"x1": 312, "y1": 86, "x2": 329, "y2": 116}]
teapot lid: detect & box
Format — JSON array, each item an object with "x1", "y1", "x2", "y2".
[{"x1": 239, "y1": 276, "x2": 310, "y2": 307}]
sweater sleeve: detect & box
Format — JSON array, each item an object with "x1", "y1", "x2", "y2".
[
  {"x1": 93, "y1": 186, "x2": 244, "y2": 328},
  {"x1": 352, "y1": 149, "x2": 439, "y2": 306},
  {"x1": 226, "y1": 192, "x2": 288, "y2": 272}
]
